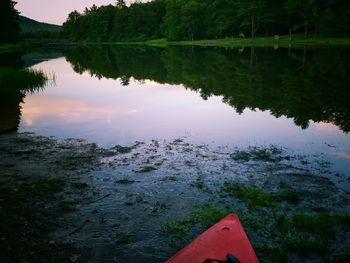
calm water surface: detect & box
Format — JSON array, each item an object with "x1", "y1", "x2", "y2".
[{"x1": 4, "y1": 46, "x2": 350, "y2": 178}]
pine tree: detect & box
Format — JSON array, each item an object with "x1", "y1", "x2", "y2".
[{"x1": 0, "y1": 0, "x2": 20, "y2": 43}]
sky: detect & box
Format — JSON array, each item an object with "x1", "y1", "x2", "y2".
[{"x1": 16, "y1": 0, "x2": 146, "y2": 25}]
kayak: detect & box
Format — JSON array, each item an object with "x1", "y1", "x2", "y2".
[{"x1": 166, "y1": 214, "x2": 259, "y2": 263}]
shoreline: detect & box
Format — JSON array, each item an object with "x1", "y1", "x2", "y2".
[
  {"x1": 1, "y1": 36, "x2": 350, "y2": 54},
  {"x1": 1, "y1": 132, "x2": 349, "y2": 262}
]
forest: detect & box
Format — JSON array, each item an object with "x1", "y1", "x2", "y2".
[{"x1": 63, "y1": 0, "x2": 350, "y2": 42}]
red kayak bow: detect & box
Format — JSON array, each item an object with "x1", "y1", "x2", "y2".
[{"x1": 167, "y1": 214, "x2": 259, "y2": 263}]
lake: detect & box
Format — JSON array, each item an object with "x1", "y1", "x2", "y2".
[
  {"x1": 2, "y1": 46, "x2": 349, "y2": 185},
  {"x1": 1, "y1": 45, "x2": 350, "y2": 262}
]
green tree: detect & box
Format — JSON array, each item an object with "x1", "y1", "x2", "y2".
[
  {"x1": 116, "y1": 0, "x2": 126, "y2": 9},
  {"x1": 63, "y1": 0, "x2": 350, "y2": 41},
  {"x1": 236, "y1": 0, "x2": 269, "y2": 38},
  {"x1": 163, "y1": 0, "x2": 184, "y2": 40},
  {"x1": 285, "y1": 0, "x2": 320, "y2": 37},
  {"x1": 0, "y1": 0, "x2": 20, "y2": 43},
  {"x1": 181, "y1": 0, "x2": 206, "y2": 40},
  {"x1": 209, "y1": 0, "x2": 239, "y2": 38}
]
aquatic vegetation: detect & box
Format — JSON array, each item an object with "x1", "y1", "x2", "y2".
[
  {"x1": 231, "y1": 146, "x2": 284, "y2": 162},
  {"x1": 222, "y1": 182, "x2": 277, "y2": 209},
  {"x1": 237, "y1": 208, "x2": 350, "y2": 262},
  {"x1": 190, "y1": 204, "x2": 229, "y2": 228},
  {"x1": 190, "y1": 176, "x2": 206, "y2": 189},
  {"x1": 164, "y1": 204, "x2": 229, "y2": 239},
  {"x1": 164, "y1": 221, "x2": 191, "y2": 239},
  {"x1": 0, "y1": 67, "x2": 48, "y2": 92},
  {"x1": 277, "y1": 190, "x2": 302, "y2": 204},
  {"x1": 276, "y1": 212, "x2": 350, "y2": 258},
  {"x1": 115, "y1": 177, "x2": 135, "y2": 184},
  {"x1": 115, "y1": 232, "x2": 131, "y2": 245},
  {"x1": 71, "y1": 182, "x2": 89, "y2": 189},
  {"x1": 113, "y1": 145, "x2": 133, "y2": 154},
  {"x1": 161, "y1": 175, "x2": 177, "y2": 181},
  {"x1": 136, "y1": 166, "x2": 158, "y2": 173}
]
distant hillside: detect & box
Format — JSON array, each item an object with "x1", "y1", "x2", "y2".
[{"x1": 19, "y1": 16, "x2": 62, "y2": 38}]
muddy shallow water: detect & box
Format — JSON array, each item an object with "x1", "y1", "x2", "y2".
[
  {"x1": 5, "y1": 46, "x2": 349, "y2": 181},
  {"x1": 1, "y1": 133, "x2": 349, "y2": 263}
]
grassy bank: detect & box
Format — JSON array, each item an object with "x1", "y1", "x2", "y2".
[
  {"x1": 145, "y1": 35, "x2": 350, "y2": 48},
  {"x1": 74, "y1": 35, "x2": 350, "y2": 48},
  {"x1": 1, "y1": 36, "x2": 349, "y2": 53},
  {"x1": 0, "y1": 39, "x2": 63, "y2": 53},
  {"x1": 0, "y1": 68, "x2": 48, "y2": 91},
  {"x1": 0, "y1": 43, "x2": 25, "y2": 53}
]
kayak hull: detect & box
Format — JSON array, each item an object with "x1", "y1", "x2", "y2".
[{"x1": 166, "y1": 213, "x2": 259, "y2": 263}]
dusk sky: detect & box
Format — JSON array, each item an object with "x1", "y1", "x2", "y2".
[{"x1": 16, "y1": 0, "x2": 147, "y2": 25}]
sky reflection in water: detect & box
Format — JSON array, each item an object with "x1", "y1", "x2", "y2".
[{"x1": 19, "y1": 55, "x2": 350, "y2": 176}]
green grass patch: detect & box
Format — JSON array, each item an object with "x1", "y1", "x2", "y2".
[
  {"x1": 238, "y1": 210, "x2": 350, "y2": 261},
  {"x1": 164, "y1": 204, "x2": 229, "y2": 239},
  {"x1": 190, "y1": 204, "x2": 229, "y2": 228},
  {"x1": 74, "y1": 35, "x2": 350, "y2": 48},
  {"x1": 283, "y1": 231, "x2": 328, "y2": 254},
  {"x1": 222, "y1": 182, "x2": 277, "y2": 209},
  {"x1": 276, "y1": 212, "x2": 340, "y2": 255},
  {"x1": 255, "y1": 245, "x2": 287, "y2": 263},
  {"x1": 145, "y1": 35, "x2": 350, "y2": 48},
  {"x1": 164, "y1": 221, "x2": 192, "y2": 239}
]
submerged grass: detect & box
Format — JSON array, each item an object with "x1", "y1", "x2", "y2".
[
  {"x1": 222, "y1": 182, "x2": 277, "y2": 209},
  {"x1": 164, "y1": 204, "x2": 229, "y2": 240},
  {"x1": 115, "y1": 232, "x2": 131, "y2": 245},
  {"x1": 136, "y1": 166, "x2": 158, "y2": 173},
  {"x1": 222, "y1": 181, "x2": 304, "y2": 210},
  {"x1": 115, "y1": 177, "x2": 135, "y2": 184},
  {"x1": 190, "y1": 204, "x2": 229, "y2": 228},
  {"x1": 230, "y1": 146, "x2": 284, "y2": 162},
  {"x1": 236, "y1": 207, "x2": 350, "y2": 262},
  {"x1": 276, "y1": 212, "x2": 350, "y2": 258}
]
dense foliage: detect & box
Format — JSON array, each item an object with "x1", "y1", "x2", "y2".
[
  {"x1": 0, "y1": 0, "x2": 20, "y2": 43},
  {"x1": 19, "y1": 16, "x2": 62, "y2": 39},
  {"x1": 63, "y1": 0, "x2": 350, "y2": 41},
  {"x1": 63, "y1": 0, "x2": 165, "y2": 41}
]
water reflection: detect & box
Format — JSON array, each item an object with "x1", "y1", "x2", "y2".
[{"x1": 65, "y1": 46, "x2": 350, "y2": 133}]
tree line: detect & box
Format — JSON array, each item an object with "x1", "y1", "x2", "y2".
[
  {"x1": 63, "y1": 0, "x2": 350, "y2": 42},
  {"x1": 0, "y1": 0, "x2": 20, "y2": 43}
]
